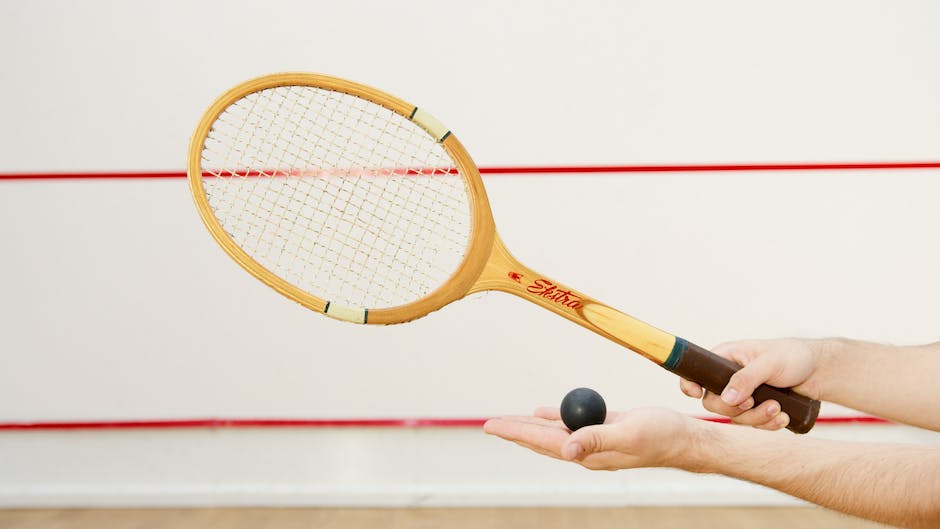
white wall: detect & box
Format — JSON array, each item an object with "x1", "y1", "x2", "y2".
[{"x1": 1, "y1": 0, "x2": 939, "y2": 507}]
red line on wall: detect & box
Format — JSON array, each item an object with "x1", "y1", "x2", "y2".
[
  {"x1": 0, "y1": 161, "x2": 939, "y2": 180},
  {"x1": 481, "y1": 161, "x2": 940, "y2": 174},
  {"x1": 0, "y1": 415, "x2": 889, "y2": 431},
  {"x1": 0, "y1": 170, "x2": 186, "y2": 180}
]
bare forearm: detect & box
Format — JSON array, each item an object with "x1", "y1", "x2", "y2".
[
  {"x1": 815, "y1": 339, "x2": 940, "y2": 430},
  {"x1": 684, "y1": 421, "x2": 940, "y2": 529}
]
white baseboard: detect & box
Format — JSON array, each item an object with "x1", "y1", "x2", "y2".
[{"x1": 1, "y1": 424, "x2": 934, "y2": 508}]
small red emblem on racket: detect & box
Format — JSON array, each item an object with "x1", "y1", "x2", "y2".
[{"x1": 508, "y1": 271, "x2": 524, "y2": 283}]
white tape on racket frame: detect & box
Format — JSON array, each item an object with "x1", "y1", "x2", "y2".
[
  {"x1": 410, "y1": 108, "x2": 451, "y2": 143},
  {"x1": 324, "y1": 302, "x2": 368, "y2": 324}
]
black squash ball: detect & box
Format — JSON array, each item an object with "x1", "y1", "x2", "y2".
[{"x1": 560, "y1": 387, "x2": 607, "y2": 431}]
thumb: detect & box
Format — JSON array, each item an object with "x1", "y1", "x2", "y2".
[
  {"x1": 562, "y1": 424, "x2": 609, "y2": 461},
  {"x1": 721, "y1": 352, "x2": 780, "y2": 405}
]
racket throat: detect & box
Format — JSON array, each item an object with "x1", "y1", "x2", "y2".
[{"x1": 471, "y1": 234, "x2": 677, "y2": 365}]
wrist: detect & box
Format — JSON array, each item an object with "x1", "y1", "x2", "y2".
[
  {"x1": 810, "y1": 338, "x2": 861, "y2": 402},
  {"x1": 680, "y1": 419, "x2": 799, "y2": 478},
  {"x1": 674, "y1": 417, "x2": 722, "y2": 473},
  {"x1": 809, "y1": 337, "x2": 851, "y2": 402}
]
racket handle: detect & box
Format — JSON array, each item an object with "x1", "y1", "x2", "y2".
[{"x1": 666, "y1": 338, "x2": 821, "y2": 434}]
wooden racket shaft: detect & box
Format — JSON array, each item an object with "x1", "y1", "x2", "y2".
[{"x1": 472, "y1": 235, "x2": 821, "y2": 434}]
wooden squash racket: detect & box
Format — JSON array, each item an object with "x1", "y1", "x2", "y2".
[{"x1": 187, "y1": 73, "x2": 820, "y2": 434}]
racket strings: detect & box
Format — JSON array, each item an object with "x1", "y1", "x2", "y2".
[
  {"x1": 210, "y1": 92, "x2": 422, "y2": 305},
  {"x1": 297, "y1": 91, "x2": 468, "y2": 304},
  {"x1": 200, "y1": 85, "x2": 472, "y2": 310}
]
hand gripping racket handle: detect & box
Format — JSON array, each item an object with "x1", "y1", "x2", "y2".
[
  {"x1": 663, "y1": 338, "x2": 820, "y2": 434},
  {"x1": 579, "y1": 303, "x2": 821, "y2": 434},
  {"x1": 475, "y1": 236, "x2": 821, "y2": 434}
]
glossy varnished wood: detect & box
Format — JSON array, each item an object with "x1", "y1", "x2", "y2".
[
  {"x1": 0, "y1": 508, "x2": 896, "y2": 529},
  {"x1": 470, "y1": 234, "x2": 677, "y2": 364}
]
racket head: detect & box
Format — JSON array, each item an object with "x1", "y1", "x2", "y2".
[{"x1": 187, "y1": 73, "x2": 495, "y2": 324}]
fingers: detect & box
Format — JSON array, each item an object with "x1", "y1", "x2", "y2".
[
  {"x1": 712, "y1": 340, "x2": 762, "y2": 365},
  {"x1": 533, "y1": 407, "x2": 561, "y2": 421},
  {"x1": 755, "y1": 412, "x2": 790, "y2": 431},
  {"x1": 483, "y1": 415, "x2": 570, "y2": 457},
  {"x1": 694, "y1": 340, "x2": 782, "y2": 409},
  {"x1": 688, "y1": 388, "x2": 789, "y2": 431},
  {"x1": 562, "y1": 423, "x2": 608, "y2": 461},
  {"x1": 731, "y1": 405, "x2": 790, "y2": 431},
  {"x1": 719, "y1": 352, "x2": 782, "y2": 407},
  {"x1": 679, "y1": 378, "x2": 704, "y2": 399},
  {"x1": 712, "y1": 399, "x2": 789, "y2": 431},
  {"x1": 700, "y1": 390, "x2": 755, "y2": 417},
  {"x1": 484, "y1": 414, "x2": 564, "y2": 434},
  {"x1": 679, "y1": 340, "x2": 761, "y2": 401},
  {"x1": 680, "y1": 339, "x2": 802, "y2": 433},
  {"x1": 484, "y1": 412, "x2": 621, "y2": 463}
]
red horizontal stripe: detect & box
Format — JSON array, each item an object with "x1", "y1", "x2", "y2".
[
  {"x1": 0, "y1": 415, "x2": 890, "y2": 430},
  {"x1": 483, "y1": 161, "x2": 940, "y2": 173},
  {"x1": 1, "y1": 161, "x2": 939, "y2": 180}
]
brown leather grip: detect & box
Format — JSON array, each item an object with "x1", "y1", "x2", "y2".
[{"x1": 666, "y1": 338, "x2": 820, "y2": 434}]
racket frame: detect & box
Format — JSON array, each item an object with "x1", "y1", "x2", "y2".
[
  {"x1": 188, "y1": 73, "x2": 820, "y2": 433},
  {"x1": 188, "y1": 73, "x2": 496, "y2": 325}
]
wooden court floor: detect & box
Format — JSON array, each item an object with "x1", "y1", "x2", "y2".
[{"x1": 0, "y1": 507, "x2": 896, "y2": 529}]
